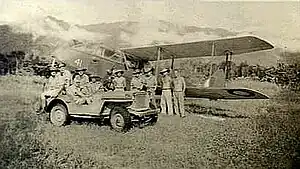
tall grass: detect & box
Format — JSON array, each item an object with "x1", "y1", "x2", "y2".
[
  {"x1": 1, "y1": 75, "x2": 299, "y2": 168},
  {"x1": 0, "y1": 75, "x2": 103, "y2": 169}
]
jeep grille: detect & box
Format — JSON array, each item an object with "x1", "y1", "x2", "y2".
[{"x1": 131, "y1": 92, "x2": 150, "y2": 110}]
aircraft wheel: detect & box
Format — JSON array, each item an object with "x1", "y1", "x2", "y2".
[
  {"x1": 110, "y1": 107, "x2": 132, "y2": 132},
  {"x1": 50, "y1": 104, "x2": 68, "y2": 126}
]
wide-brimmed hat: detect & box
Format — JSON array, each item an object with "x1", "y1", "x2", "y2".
[
  {"x1": 159, "y1": 68, "x2": 170, "y2": 74},
  {"x1": 132, "y1": 69, "x2": 141, "y2": 74},
  {"x1": 49, "y1": 67, "x2": 59, "y2": 72},
  {"x1": 90, "y1": 74, "x2": 101, "y2": 79},
  {"x1": 58, "y1": 62, "x2": 66, "y2": 68},
  {"x1": 113, "y1": 69, "x2": 124, "y2": 74},
  {"x1": 75, "y1": 67, "x2": 87, "y2": 72}
]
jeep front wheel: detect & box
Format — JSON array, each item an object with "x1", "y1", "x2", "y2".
[
  {"x1": 50, "y1": 104, "x2": 68, "y2": 126},
  {"x1": 110, "y1": 107, "x2": 132, "y2": 132}
]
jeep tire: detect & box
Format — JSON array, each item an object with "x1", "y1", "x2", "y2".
[
  {"x1": 50, "y1": 104, "x2": 68, "y2": 126},
  {"x1": 110, "y1": 107, "x2": 132, "y2": 132}
]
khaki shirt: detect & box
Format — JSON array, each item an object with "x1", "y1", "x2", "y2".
[
  {"x1": 173, "y1": 76, "x2": 186, "y2": 92},
  {"x1": 66, "y1": 84, "x2": 84, "y2": 98},
  {"x1": 89, "y1": 82, "x2": 103, "y2": 93},
  {"x1": 74, "y1": 74, "x2": 89, "y2": 87},
  {"x1": 45, "y1": 75, "x2": 64, "y2": 91},
  {"x1": 143, "y1": 75, "x2": 157, "y2": 91},
  {"x1": 61, "y1": 70, "x2": 72, "y2": 85},
  {"x1": 161, "y1": 75, "x2": 172, "y2": 90},
  {"x1": 113, "y1": 76, "x2": 126, "y2": 90},
  {"x1": 130, "y1": 77, "x2": 144, "y2": 91}
]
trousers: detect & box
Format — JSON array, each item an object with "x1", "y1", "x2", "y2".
[
  {"x1": 173, "y1": 91, "x2": 185, "y2": 117},
  {"x1": 160, "y1": 89, "x2": 173, "y2": 115}
]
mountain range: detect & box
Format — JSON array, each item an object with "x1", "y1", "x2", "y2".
[{"x1": 1, "y1": 15, "x2": 282, "y2": 66}]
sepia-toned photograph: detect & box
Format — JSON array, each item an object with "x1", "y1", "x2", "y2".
[{"x1": 0, "y1": 0, "x2": 299, "y2": 168}]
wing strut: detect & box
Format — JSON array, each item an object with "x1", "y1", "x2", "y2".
[
  {"x1": 208, "y1": 42, "x2": 215, "y2": 78},
  {"x1": 155, "y1": 47, "x2": 162, "y2": 83}
]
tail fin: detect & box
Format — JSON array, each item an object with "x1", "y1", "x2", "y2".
[{"x1": 203, "y1": 69, "x2": 226, "y2": 88}]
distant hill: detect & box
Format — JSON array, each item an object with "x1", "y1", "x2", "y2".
[{"x1": 0, "y1": 16, "x2": 281, "y2": 67}]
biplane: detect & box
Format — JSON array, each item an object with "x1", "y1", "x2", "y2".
[{"x1": 52, "y1": 35, "x2": 274, "y2": 100}]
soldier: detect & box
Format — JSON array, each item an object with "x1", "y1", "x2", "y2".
[
  {"x1": 103, "y1": 69, "x2": 115, "y2": 91},
  {"x1": 160, "y1": 68, "x2": 173, "y2": 115},
  {"x1": 143, "y1": 67, "x2": 157, "y2": 108},
  {"x1": 89, "y1": 75, "x2": 104, "y2": 93},
  {"x1": 172, "y1": 69, "x2": 186, "y2": 118},
  {"x1": 73, "y1": 67, "x2": 90, "y2": 94},
  {"x1": 58, "y1": 62, "x2": 72, "y2": 86},
  {"x1": 37, "y1": 67, "x2": 64, "y2": 112},
  {"x1": 130, "y1": 69, "x2": 145, "y2": 92},
  {"x1": 113, "y1": 69, "x2": 126, "y2": 91},
  {"x1": 66, "y1": 80, "x2": 92, "y2": 105}
]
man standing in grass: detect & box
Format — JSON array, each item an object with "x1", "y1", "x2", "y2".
[
  {"x1": 143, "y1": 67, "x2": 157, "y2": 108},
  {"x1": 172, "y1": 69, "x2": 186, "y2": 118},
  {"x1": 160, "y1": 68, "x2": 173, "y2": 115}
]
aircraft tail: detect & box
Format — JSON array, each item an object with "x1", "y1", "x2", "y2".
[{"x1": 203, "y1": 69, "x2": 226, "y2": 88}]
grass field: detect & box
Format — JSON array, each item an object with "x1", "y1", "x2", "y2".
[{"x1": 0, "y1": 75, "x2": 299, "y2": 169}]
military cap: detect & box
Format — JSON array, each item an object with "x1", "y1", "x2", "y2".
[
  {"x1": 75, "y1": 67, "x2": 87, "y2": 71},
  {"x1": 58, "y1": 62, "x2": 66, "y2": 68},
  {"x1": 159, "y1": 68, "x2": 170, "y2": 74}
]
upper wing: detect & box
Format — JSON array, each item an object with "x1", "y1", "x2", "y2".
[{"x1": 121, "y1": 36, "x2": 274, "y2": 61}]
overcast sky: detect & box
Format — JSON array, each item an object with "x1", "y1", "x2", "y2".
[{"x1": 0, "y1": 0, "x2": 300, "y2": 50}]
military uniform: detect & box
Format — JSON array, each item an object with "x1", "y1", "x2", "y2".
[
  {"x1": 113, "y1": 70, "x2": 126, "y2": 91},
  {"x1": 60, "y1": 69, "x2": 72, "y2": 85},
  {"x1": 160, "y1": 69, "x2": 173, "y2": 115},
  {"x1": 103, "y1": 70, "x2": 115, "y2": 91},
  {"x1": 173, "y1": 74, "x2": 186, "y2": 117},
  {"x1": 73, "y1": 68, "x2": 90, "y2": 94},
  {"x1": 39, "y1": 68, "x2": 63, "y2": 111},
  {"x1": 66, "y1": 82, "x2": 92, "y2": 105},
  {"x1": 130, "y1": 69, "x2": 144, "y2": 92},
  {"x1": 89, "y1": 75, "x2": 104, "y2": 93},
  {"x1": 58, "y1": 63, "x2": 72, "y2": 86},
  {"x1": 143, "y1": 68, "x2": 157, "y2": 108}
]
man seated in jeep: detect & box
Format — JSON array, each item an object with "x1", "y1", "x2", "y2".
[
  {"x1": 103, "y1": 69, "x2": 115, "y2": 91},
  {"x1": 73, "y1": 67, "x2": 90, "y2": 94},
  {"x1": 113, "y1": 69, "x2": 126, "y2": 91},
  {"x1": 66, "y1": 80, "x2": 93, "y2": 105},
  {"x1": 130, "y1": 69, "x2": 146, "y2": 92},
  {"x1": 88, "y1": 75, "x2": 104, "y2": 93}
]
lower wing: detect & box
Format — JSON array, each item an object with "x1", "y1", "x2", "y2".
[
  {"x1": 155, "y1": 87, "x2": 269, "y2": 100},
  {"x1": 184, "y1": 87, "x2": 269, "y2": 100}
]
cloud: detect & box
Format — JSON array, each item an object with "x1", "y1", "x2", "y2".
[{"x1": 0, "y1": 0, "x2": 299, "y2": 51}]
